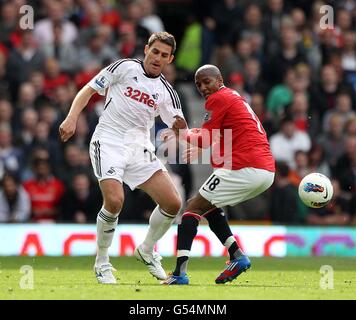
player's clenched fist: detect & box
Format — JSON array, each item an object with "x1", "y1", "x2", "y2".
[
  {"x1": 59, "y1": 116, "x2": 77, "y2": 142},
  {"x1": 172, "y1": 115, "x2": 187, "y2": 135}
]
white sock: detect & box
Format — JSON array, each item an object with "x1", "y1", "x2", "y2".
[
  {"x1": 176, "y1": 250, "x2": 190, "y2": 275},
  {"x1": 140, "y1": 206, "x2": 175, "y2": 253},
  {"x1": 224, "y1": 236, "x2": 236, "y2": 249},
  {"x1": 95, "y1": 207, "x2": 119, "y2": 266},
  {"x1": 177, "y1": 249, "x2": 190, "y2": 258}
]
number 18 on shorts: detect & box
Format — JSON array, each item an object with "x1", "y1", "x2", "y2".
[{"x1": 199, "y1": 168, "x2": 275, "y2": 208}]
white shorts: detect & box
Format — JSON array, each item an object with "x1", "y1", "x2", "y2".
[
  {"x1": 199, "y1": 167, "x2": 275, "y2": 208},
  {"x1": 89, "y1": 139, "x2": 166, "y2": 190}
]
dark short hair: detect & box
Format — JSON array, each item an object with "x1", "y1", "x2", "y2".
[
  {"x1": 32, "y1": 157, "x2": 50, "y2": 167},
  {"x1": 276, "y1": 161, "x2": 289, "y2": 177},
  {"x1": 280, "y1": 114, "x2": 294, "y2": 125},
  {"x1": 147, "y1": 32, "x2": 176, "y2": 54},
  {"x1": 1, "y1": 171, "x2": 19, "y2": 186}
]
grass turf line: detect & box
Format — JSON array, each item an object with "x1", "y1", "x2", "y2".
[{"x1": 0, "y1": 256, "x2": 355, "y2": 300}]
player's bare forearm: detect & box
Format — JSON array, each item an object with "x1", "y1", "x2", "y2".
[
  {"x1": 67, "y1": 85, "x2": 96, "y2": 119},
  {"x1": 59, "y1": 85, "x2": 96, "y2": 142}
]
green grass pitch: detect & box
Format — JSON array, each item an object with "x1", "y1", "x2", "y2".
[{"x1": 0, "y1": 256, "x2": 355, "y2": 300}]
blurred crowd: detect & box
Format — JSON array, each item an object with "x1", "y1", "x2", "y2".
[{"x1": 0, "y1": 0, "x2": 355, "y2": 226}]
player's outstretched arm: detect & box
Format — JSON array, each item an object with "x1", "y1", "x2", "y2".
[{"x1": 59, "y1": 85, "x2": 96, "y2": 142}]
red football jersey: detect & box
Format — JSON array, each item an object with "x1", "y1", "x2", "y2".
[
  {"x1": 23, "y1": 177, "x2": 65, "y2": 221},
  {"x1": 187, "y1": 87, "x2": 275, "y2": 171}
]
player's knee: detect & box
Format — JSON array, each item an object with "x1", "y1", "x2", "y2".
[
  {"x1": 186, "y1": 197, "x2": 199, "y2": 210},
  {"x1": 105, "y1": 195, "x2": 124, "y2": 213},
  {"x1": 161, "y1": 195, "x2": 181, "y2": 216},
  {"x1": 171, "y1": 198, "x2": 182, "y2": 215},
  {"x1": 186, "y1": 197, "x2": 194, "y2": 207}
]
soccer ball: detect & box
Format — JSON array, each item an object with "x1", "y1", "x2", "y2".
[{"x1": 298, "y1": 173, "x2": 333, "y2": 208}]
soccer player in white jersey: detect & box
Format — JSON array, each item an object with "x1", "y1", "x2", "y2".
[{"x1": 59, "y1": 32, "x2": 184, "y2": 284}]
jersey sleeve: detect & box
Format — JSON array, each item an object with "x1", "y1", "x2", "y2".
[
  {"x1": 159, "y1": 83, "x2": 185, "y2": 128},
  {"x1": 87, "y1": 60, "x2": 127, "y2": 96}
]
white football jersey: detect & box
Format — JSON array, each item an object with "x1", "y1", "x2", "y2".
[{"x1": 88, "y1": 58, "x2": 184, "y2": 147}]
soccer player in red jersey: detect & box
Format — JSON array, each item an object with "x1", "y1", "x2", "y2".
[{"x1": 163, "y1": 65, "x2": 275, "y2": 285}]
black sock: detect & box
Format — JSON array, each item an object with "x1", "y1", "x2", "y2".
[
  {"x1": 227, "y1": 242, "x2": 244, "y2": 260},
  {"x1": 205, "y1": 208, "x2": 232, "y2": 243},
  {"x1": 174, "y1": 256, "x2": 188, "y2": 276},
  {"x1": 173, "y1": 215, "x2": 199, "y2": 276},
  {"x1": 205, "y1": 208, "x2": 242, "y2": 260}
]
